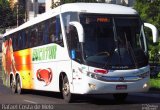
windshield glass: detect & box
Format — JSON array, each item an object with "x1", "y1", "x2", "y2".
[{"x1": 80, "y1": 14, "x2": 148, "y2": 69}]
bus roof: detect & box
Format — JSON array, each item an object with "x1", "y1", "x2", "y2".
[
  {"x1": 61, "y1": 3, "x2": 137, "y2": 15},
  {"x1": 3, "y1": 3, "x2": 138, "y2": 37}
]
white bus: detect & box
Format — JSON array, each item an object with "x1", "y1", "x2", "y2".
[{"x1": 2, "y1": 3, "x2": 158, "y2": 102}]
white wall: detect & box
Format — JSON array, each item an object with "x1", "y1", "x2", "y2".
[{"x1": 45, "y1": 0, "x2": 52, "y2": 11}]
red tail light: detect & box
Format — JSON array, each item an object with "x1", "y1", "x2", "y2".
[{"x1": 94, "y1": 69, "x2": 108, "y2": 74}]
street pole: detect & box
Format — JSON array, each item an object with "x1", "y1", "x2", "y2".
[{"x1": 17, "y1": 3, "x2": 19, "y2": 27}]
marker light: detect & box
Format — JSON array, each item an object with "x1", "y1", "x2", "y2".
[{"x1": 94, "y1": 69, "x2": 108, "y2": 74}]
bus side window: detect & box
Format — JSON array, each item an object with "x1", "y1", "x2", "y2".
[
  {"x1": 43, "y1": 20, "x2": 49, "y2": 44},
  {"x1": 18, "y1": 32, "x2": 20, "y2": 50},
  {"x1": 68, "y1": 26, "x2": 79, "y2": 50},
  {"x1": 67, "y1": 25, "x2": 81, "y2": 61},
  {"x1": 48, "y1": 15, "x2": 63, "y2": 47},
  {"x1": 34, "y1": 26, "x2": 38, "y2": 47},
  {"x1": 25, "y1": 29, "x2": 29, "y2": 49},
  {"x1": 38, "y1": 23, "x2": 44, "y2": 46},
  {"x1": 30, "y1": 27, "x2": 37, "y2": 47},
  {"x1": 12, "y1": 34, "x2": 15, "y2": 51},
  {"x1": 49, "y1": 17, "x2": 56, "y2": 43},
  {"x1": 18, "y1": 30, "x2": 26, "y2": 50},
  {"x1": 13, "y1": 33, "x2": 18, "y2": 51},
  {"x1": 21, "y1": 30, "x2": 26, "y2": 49}
]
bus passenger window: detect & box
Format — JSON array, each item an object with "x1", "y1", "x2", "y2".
[
  {"x1": 21, "y1": 30, "x2": 26, "y2": 49},
  {"x1": 14, "y1": 33, "x2": 18, "y2": 51},
  {"x1": 30, "y1": 29, "x2": 36, "y2": 47},
  {"x1": 48, "y1": 15, "x2": 63, "y2": 46},
  {"x1": 18, "y1": 32, "x2": 22, "y2": 50},
  {"x1": 38, "y1": 23, "x2": 44, "y2": 46},
  {"x1": 25, "y1": 30, "x2": 29, "y2": 48},
  {"x1": 43, "y1": 20, "x2": 49, "y2": 44},
  {"x1": 49, "y1": 17, "x2": 56, "y2": 43}
]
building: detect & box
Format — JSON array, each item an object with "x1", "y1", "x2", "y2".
[
  {"x1": 9, "y1": 0, "x2": 45, "y2": 22},
  {"x1": 25, "y1": 0, "x2": 45, "y2": 20}
]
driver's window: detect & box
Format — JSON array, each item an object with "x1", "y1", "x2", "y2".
[
  {"x1": 67, "y1": 26, "x2": 79, "y2": 51},
  {"x1": 67, "y1": 26, "x2": 81, "y2": 61}
]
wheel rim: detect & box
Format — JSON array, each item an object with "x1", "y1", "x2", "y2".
[
  {"x1": 17, "y1": 80, "x2": 21, "y2": 94},
  {"x1": 11, "y1": 79, "x2": 15, "y2": 93},
  {"x1": 63, "y1": 82, "x2": 70, "y2": 96}
]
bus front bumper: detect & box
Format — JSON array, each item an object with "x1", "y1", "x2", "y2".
[{"x1": 72, "y1": 76, "x2": 149, "y2": 94}]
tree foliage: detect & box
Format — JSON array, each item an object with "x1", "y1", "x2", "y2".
[
  {"x1": 0, "y1": 0, "x2": 25, "y2": 34},
  {"x1": 0, "y1": 0, "x2": 15, "y2": 33},
  {"x1": 134, "y1": 0, "x2": 160, "y2": 62},
  {"x1": 12, "y1": 2, "x2": 25, "y2": 26}
]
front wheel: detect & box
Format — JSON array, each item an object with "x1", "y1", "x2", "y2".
[
  {"x1": 113, "y1": 93, "x2": 128, "y2": 103},
  {"x1": 62, "y1": 75, "x2": 74, "y2": 103}
]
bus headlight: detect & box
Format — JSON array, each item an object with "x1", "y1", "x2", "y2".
[
  {"x1": 143, "y1": 83, "x2": 148, "y2": 88},
  {"x1": 87, "y1": 72, "x2": 102, "y2": 79}
]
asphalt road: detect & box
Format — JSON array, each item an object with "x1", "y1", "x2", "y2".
[{"x1": 0, "y1": 77, "x2": 160, "y2": 110}]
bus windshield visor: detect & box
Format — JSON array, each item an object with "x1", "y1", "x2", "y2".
[{"x1": 80, "y1": 14, "x2": 148, "y2": 69}]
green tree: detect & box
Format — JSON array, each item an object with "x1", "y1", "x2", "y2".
[
  {"x1": 134, "y1": 0, "x2": 160, "y2": 63},
  {"x1": 12, "y1": 2, "x2": 25, "y2": 26},
  {"x1": 0, "y1": 0, "x2": 15, "y2": 33}
]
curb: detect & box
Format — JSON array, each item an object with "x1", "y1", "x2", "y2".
[{"x1": 130, "y1": 92, "x2": 160, "y2": 98}]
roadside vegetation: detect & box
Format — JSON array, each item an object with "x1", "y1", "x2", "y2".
[
  {"x1": 134, "y1": 0, "x2": 160, "y2": 89},
  {"x1": 150, "y1": 73, "x2": 160, "y2": 89}
]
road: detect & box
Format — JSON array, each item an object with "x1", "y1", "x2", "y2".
[{"x1": 0, "y1": 77, "x2": 160, "y2": 110}]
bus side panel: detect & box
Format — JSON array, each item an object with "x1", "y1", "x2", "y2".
[
  {"x1": 31, "y1": 44, "x2": 72, "y2": 92},
  {"x1": 32, "y1": 60, "x2": 72, "y2": 92},
  {"x1": 14, "y1": 49, "x2": 34, "y2": 89}
]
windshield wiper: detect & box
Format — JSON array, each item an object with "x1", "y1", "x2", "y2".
[
  {"x1": 113, "y1": 18, "x2": 121, "y2": 65},
  {"x1": 124, "y1": 33, "x2": 138, "y2": 68}
]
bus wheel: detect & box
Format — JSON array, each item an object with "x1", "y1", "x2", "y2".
[
  {"x1": 113, "y1": 93, "x2": 128, "y2": 103},
  {"x1": 10, "y1": 77, "x2": 16, "y2": 94},
  {"x1": 62, "y1": 76, "x2": 73, "y2": 103},
  {"x1": 16, "y1": 76, "x2": 23, "y2": 94}
]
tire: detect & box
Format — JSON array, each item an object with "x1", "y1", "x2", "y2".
[
  {"x1": 10, "y1": 77, "x2": 16, "y2": 94},
  {"x1": 62, "y1": 75, "x2": 74, "y2": 103},
  {"x1": 16, "y1": 76, "x2": 23, "y2": 94},
  {"x1": 113, "y1": 93, "x2": 128, "y2": 103}
]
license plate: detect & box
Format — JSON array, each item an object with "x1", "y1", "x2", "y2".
[{"x1": 116, "y1": 85, "x2": 127, "y2": 90}]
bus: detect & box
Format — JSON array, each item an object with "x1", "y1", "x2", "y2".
[{"x1": 1, "y1": 3, "x2": 158, "y2": 102}]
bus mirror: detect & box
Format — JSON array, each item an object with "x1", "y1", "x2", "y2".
[
  {"x1": 69, "y1": 21, "x2": 84, "y2": 43},
  {"x1": 144, "y1": 23, "x2": 159, "y2": 43}
]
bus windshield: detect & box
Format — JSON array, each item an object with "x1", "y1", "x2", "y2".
[{"x1": 80, "y1": 14, "x2": 148, "y2": 69}]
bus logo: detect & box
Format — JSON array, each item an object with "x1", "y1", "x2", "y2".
[
  {"x1": 36, "y1": 68, "x2": 53, "y2": 86},
  {"x1": 119, "y1": 77, "x2": 124, "y2": 81}
]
